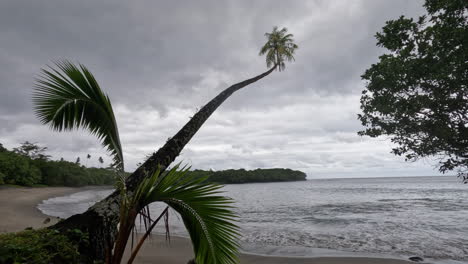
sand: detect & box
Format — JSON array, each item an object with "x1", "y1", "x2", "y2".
[
  {"x1": 0, "y1": 186, "x2": 83, "y2": 233},
  {"x1": 0, "y1": 186, "x2": 415, "y2": 264}
]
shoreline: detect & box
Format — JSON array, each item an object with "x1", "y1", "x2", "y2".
[
  {"x1": 0, "y1": 186, "x2": 90, "y2": 233},
  {"x1": 0, "y1": 186, "x2": 416, "y2": 264}
]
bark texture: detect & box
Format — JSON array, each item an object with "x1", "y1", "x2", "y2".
[{"x1": 53, "y1": 65, "x2": 277, "y2": 261}]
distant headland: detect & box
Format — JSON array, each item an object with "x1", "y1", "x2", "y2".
[{"x1": 186, "y1": 168, "x2": 307, "y2": 184}]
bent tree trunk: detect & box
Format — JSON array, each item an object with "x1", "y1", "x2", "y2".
[{"x1": 53, "y1": 65, "x2": 277, "y2": 261}]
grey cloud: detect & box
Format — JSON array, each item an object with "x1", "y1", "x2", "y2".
[{"x1": 1, "y1": 0, "x2": 443, "y2": 178}]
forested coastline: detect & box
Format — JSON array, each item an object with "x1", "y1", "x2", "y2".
[
  {"x1": 187, "y1": 168, "x2": 307, "y2": 184},
  {"x1": 0, "y1": 142, "x2": 116, "y2": 187},
  {"x1": 0, "y1": 142, "x2": 306, "y2": 187}
]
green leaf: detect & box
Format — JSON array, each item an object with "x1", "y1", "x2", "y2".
[
  {"x1": 33, "y1": 60, "x2": 124, "y2": 171},
  {"x1": 137, "y1": 165, "x2": 240, "y2": 264}
]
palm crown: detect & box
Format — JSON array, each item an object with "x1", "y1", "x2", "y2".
[{"x1": 259, "y1": 26, "x2": 298, "y2": 71}]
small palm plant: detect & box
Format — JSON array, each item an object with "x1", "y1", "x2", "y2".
[
  {"x1": 33, "y1": 61, "x2": 240, "y2": 264},
  {"x1": 113, "y1": 164, "x2": 239, "y2": 264}
]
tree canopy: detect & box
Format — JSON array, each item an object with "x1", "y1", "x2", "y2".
[
  {"x1": 13, "y1": 141, "x2": 50, "y2": 160},
  {"x1": 259, "y1": 26, "x2": 298, "y2": 71},
  {"x1": 187, "y1": 168, "x2": 307, "y2": 184},
  {"x1": 358, "y1": 0, "x2": 468, "y2": 181},
  {"x1": 0, "y1": 143, "x2": 116, "y2": 186}
]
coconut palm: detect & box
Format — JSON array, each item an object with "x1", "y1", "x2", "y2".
[
  {"x1": 33, "y1": 26, "x2": 298, "y2": 260},
  {"x1": 259, "y1": 26, "x2": 298, "y2": 72}
]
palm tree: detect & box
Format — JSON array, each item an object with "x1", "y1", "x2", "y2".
[
  {"x1": 112, "y1": 165, "x2": 239, "y2": 264},
  {"x1": 87, "y1": 154, "x2": 91, "y2": 167},
  {"x1": 33, "y1": 26, "x2": 298, "y2": 260},
  {"x1": 259, "y1": 26, "x2": 298, "y2": 72},
  {"x1": 98, "y1": 156, "x2": 104, "y2": 167}
]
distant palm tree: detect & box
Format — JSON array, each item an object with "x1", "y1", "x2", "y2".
[
  {"x1": 98, "y1": 156, "x2": 104, "y2": 167},
  {"x1": 75, "y1": 157, "x2": 80, "y2": 164},
  {"x1": 259, "y1": 26, "x2": 298, "y2": 72},
  {"x1": 86, "y1": 154, "x2": 91, "y2": 167},
  {"x1": 33, "y1": 26, "x2": 298, "y2": 260}
]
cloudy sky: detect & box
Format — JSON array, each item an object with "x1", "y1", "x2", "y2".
[{"x1": 0, "y1": 0, "x2": 444, "y2": 178}]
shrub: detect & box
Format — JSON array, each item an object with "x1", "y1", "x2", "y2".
[{"x1": 0, "y1": 228, "x2": 87, "y2": 264}]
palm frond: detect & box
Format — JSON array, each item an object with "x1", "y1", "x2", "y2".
[
  {"x1": 138, "y1": 165, "x2": 240, "y2": 264},
  {"x1": 33, "y1": 60, "x2": 124, "y2": 170}
]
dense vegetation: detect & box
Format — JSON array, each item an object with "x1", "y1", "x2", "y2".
[
  {"x1": 0, "y1": 228, "x2": 88, "y2": 264},
  {"x1": 187, "y1": 168, "x2": 307, "y2": 184},
  {"x1": 0, "y1": 142, "x2": 116, "y2": 187},
  {"x1": 0, "y1": 142, "x2": 306, "y2": 187},
  {"x1": 359, "y1": 0, "x2": 468, "y2": 181}
]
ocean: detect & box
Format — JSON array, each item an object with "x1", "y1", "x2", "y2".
[{"x1": 38, "y1": 176, "x2": 468, "y2": 263}]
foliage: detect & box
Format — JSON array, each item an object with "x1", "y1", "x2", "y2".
[
  {"x1": 143, "y1": 165, "x2": 239, "y2": 264},
  {"x1": 259, "y1": 26, "x2": 298, "y2": 71},
  {"x1": 0, "y1": 144, "x2": 117, "y2": 187},
  {"x1": 187, "y1": 168, "x2": 307, "y2": 184},
  {"x1": 40, "y1": 161, "x2": 116, "y2": 187},
  {"x1": 13, "y1": 141, "x2": 50, "y2": 160},
  {"x1": 33, "y1": 60, "x2": 124, "y2": 171},
  {"x1": 358, "y1": 0, "x2": 468, "y2": 180},
  {"x1": 111, "y1": 165, "x2": 240, "y2": 264},
  {"x1": 0, "y1": 151, "x2": 41, "y2": 186},
  {"x1": 0, "y1": 228, "x2": 86, "y2": 264}
]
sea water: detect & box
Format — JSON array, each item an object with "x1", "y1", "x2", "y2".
[{"x1": 38, "y1": 176, "x2": 468, "y2": 263}]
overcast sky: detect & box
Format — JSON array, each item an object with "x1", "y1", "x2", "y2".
[{"x1": 0, "y1": 0, "x2": 445, "y2": 178}]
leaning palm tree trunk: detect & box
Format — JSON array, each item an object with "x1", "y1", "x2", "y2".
[{"x1": 54, "y1": 65, "x2": 277, "y2": 260}]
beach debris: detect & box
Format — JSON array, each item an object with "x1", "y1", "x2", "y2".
[
  {"x1": 43, "y1": 217, "x2": 51, "y2": 224},
  {"x1": 409, "y1": 256, "x2": 424, "y2": 262}
]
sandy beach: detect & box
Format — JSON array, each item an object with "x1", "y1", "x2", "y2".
[{"x1": 0, "y1": 186, "x2": 415, "y2": 264}]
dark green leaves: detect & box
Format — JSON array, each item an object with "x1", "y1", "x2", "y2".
[
  {"x1": 359, "y1": 0, "x2": 468, "y2": 180},
  {"x1": 33, "y1": 61, "x2": 124, "y2": 171},
  {"x1": 137, "y1": 165, "x2": 240, "y2": 264}
]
